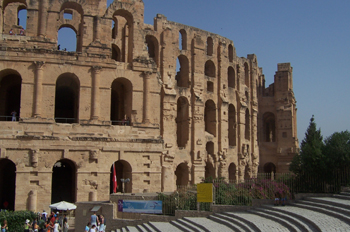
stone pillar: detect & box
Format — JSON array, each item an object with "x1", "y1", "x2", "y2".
[
  {"x1": 143, "y1": 71, "x2": 152, "y2": 123},
  {"x1": 33, "y1": 61, "x2": 45, "y2": 117},
  {"x1": 38, "y1": 0, "x2": 48, "y2": 36},
  {"x1": 28, "y1": 190, "x2": 37, "y2": 211},
  {"x1": 161, "y1": 165, "x2": 175, "y2": 192},
  {"x1": 91, "y1": 66, "x2": 102, "y2": 120}
]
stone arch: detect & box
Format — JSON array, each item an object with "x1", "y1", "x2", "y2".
[
  {"x1": 55, "y1": 73, "x2": 80, "y2": 123},
  {"x1": 0, "y1": 158, "x2": 16, "y2": 211},
  {"x1": 244, "y1": 62, "x2": 249, "y2": 87},
  {"x1": 110, "y1": 160, "x2": 132, "y2": 193},
  {"x1": 176, "y1": 55, "x2": 189, "y2": 88},
  {"x1": 175, "y1": 162, "x2": 189, "y2": 186},
  {"x1": 264, "y1": 162, "x2": 276, "y2": 174},
  {"x1": 3, "y1": 0, "x2": 27, "y2": 34},
  {"x1": 245, "y1": 108, "x2": 250, "y2": 140},
  {"x1": 176, "y1": 97, "x2": 189, "y2": 148},
  {"x1": 112, "y1": 9, "x2": 134, "y2": 63},
  {"x1": 111, "y1": 44, "x2": 121, "y2": 61},
  {"x1": 207, "y1": 37, "x2": 213, "y2": 56},
  {"x1": 179, "y1": 29, "x2": 187, "y2": 50},
  {"x1": 205, "y1": 100, "x2": 216, "y2": 136},
  {"x1": 228, "y1": 66, "x2": 235, "y2": 88},
  {"x1": 0, "y1": 69, "x2": 21, "y2": 121},
  {"x1": 228, "y1": 44, "x2": 234, "y2": 62},
  {"x1": 228, "y1": 162, "x2": 236, "y2": 183},
  {"x1": 263, "y1": 112, "x2": 276, "y2": 142},
  {"x1": 51, "y1": 159, "x2": 76, "y2": 203},
  {"x1": 57, "y1": 26, "x2": 77, "y2": 51},
  {"x1": 205, "y1": 60, "x2": 215, "y2": 78},
  {"x1": 110, "y1": 77, "x2": 132, "y2": 125},
  {"x1": 228, "y1": 104, "x2": 236, "y2": 146},
  {"x1": 145, "y1": 35, "x2": 159, "y2": 66}
]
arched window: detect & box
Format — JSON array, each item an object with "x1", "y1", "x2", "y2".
[
  {"x1": 205, "y1": 100, "x2": 216, "y2": 136},
  {"x1": 110, "y1": 160, "x2": 132, "y2": 193},
  {"x1": 110, "y1": 78, "x2": 132, "y2": 125},
  {"x1": 55, "y1": 74, "x2": 80, "y2": 123},
  {"x1": 244, "y1": 62, "x2": 249, "y2": 87},
  {"x1": 0, "y1": 69, "x2": 22, "y2": 121},
  {"x1": 228, "y1": 104, "x2": 236, "y2": 146},
  {"x1": 3, "y1": 1, "x2": 27, "y2": 35},
  {"x1": 58, "y1": 27, "x2": 77, "y2": 52},
  {"x1": 205, "y1": 60, "x2": 215, "y2": 78},
  {"x1": 245, "y1": 109, "x2": 250, "y2": 140},
  {"x1": 264, "y1": 162, "x2": 276, "y2": 176},
  {"x1": 263, "y1": 112, "x2": 276, "y2": 142},
  {"x1": 146, "y1": 35, "x2": 159, "y2": 66},
  {"x1": 51, "y1": 159, "x2": 76, "y2": 203},
  {"x1": 228, "y1": 66, "x2": 235, "y2": 88},
  {"x1": 177, "y1": 97, "x2": 189, "y2": 148},
  {"x1": 175, "y1": 163, "x2": 189, "y2": 186},
  {"x1": 228, "y1": 44, "x2": 234, "y2": 62},
  {"x1": 179, "y1": 29, "x2": 187, "y2": 50},
  {"x1": 228, "y1": 163, "x2": 236, "y2": 183},
  {"x1": 176, "y1": 55, "x2": 189, "y2": 87},
  {"x1": 0, "y1": 159, "x2": 16, "y2": 211},
  {"x1": 112, "y1": 44, "x2": 121, "y2": 61},
  {"x1": 207, "y1": 37, "x2": 213, "y2": 56}
]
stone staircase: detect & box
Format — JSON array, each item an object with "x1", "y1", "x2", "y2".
[{"x1": 113, "y1": 192, "x2": 350, "y2": 232}]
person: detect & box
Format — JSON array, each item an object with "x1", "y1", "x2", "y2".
[
  {"x1": 11, "y1": 110, "x2": 17, "y2": 121},
  {"x1": 274, "y1": 192, "x2": 280, "y2": 206},
  {"x1": 62, "y1": 220, "x2": 69, "y2": 232},
  {"x1": 90, "y1": 225, "x2": 97, "y2": 232},
  {"x1": 33, "y1": 221, "x2": 39, "y2": 232},
  {"x1": 85, "y1": 222, "x2": 91, "y2": 232},
  {"x1": 280, "y1": 191, "x2": 287, "y2": 206},
  {"x1": 24, "y1": 219, "x2": 31, "y2": 232},
  {"x1": 42, "y1": 210, "x2": 48, "y2": 222},
  {"x1": 9, "y1": 29, "x2": 13, "y2": 35},
  {"x1": 98, "y1": 215, "x2": 105, "y2": 232},
  {"x1": 20, "y1": 28, "x2": 25, "y2": 36},
  {"x1": 57, "y1": 45, "x2": 60, "y2": 50},
  {"x1": 52, "y1": 220, "x2": 59, "y2": 232},
  {"x1": 1, "y1": 220, "x2": 7, "y2": 232},
  {"x1": 90, "y1": 212, "x2": 99, "y2": 227}
]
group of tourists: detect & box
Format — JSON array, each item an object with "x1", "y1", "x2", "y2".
[
  {"x1": 85, "y1": 212, "x2": 106, "y2": 232},
  {"x1": 23, "y1": 210, "x2": 69, "y2": 232},
  {"x1": 274, "y1": 191, "x2": 287, "y2": 206}
]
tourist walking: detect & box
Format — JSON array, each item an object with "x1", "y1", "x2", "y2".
[
  {"x1": 1, "y1": 220, "x2": 7, "y2": 232},
  {"x1": 11, "y1": 110, "x2": 17, "y2": 121}
]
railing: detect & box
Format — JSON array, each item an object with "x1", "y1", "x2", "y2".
[
  {"x1": 0, "y1": 116, "x2": 18, "y2": 121},
  {"x1": 158, "y1": 170, "x2": 350, "y2": 216},
  {"x1": 54, "y1": 117, "x2": 77, "y2": 124}
]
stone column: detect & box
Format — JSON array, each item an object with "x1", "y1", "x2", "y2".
[
  {"x1": 28, "y1": 190, "x2": 37, "y2": 211},
  {"x1": 143, "y1": 71, "x2": 152, "y2": 123},
  {"x1": 91, "y1": 66, "x2": 102, "y2": 120},
  {"x1": 38, "y1": 0, "x2": 48, "y2": 36},
  {"x1": 33, "y1": 61, "x2": 45, "y2": 117}
]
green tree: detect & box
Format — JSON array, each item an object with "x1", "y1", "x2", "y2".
[
  {"x1": 323, "y1": 131, "x2": 350, "y2": 171},
  {"x1": 290, "y1": 115, "x2": 326, "y2": 175}
]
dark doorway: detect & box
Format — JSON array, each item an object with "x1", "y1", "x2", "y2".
[
  {"x1": 175, "y1": 163, "x2": 189, "y2": 186},
  {"x1": 110, "y1": 160, "x2": 132, "y2": 193},
  {"x1": 0, "y1": 159, "x2": 16, "y2": 210},
  {"x1": 51, "y1": 160, "x2": 76, "y2": 203},
  {"x1": 0, "y1": 71, "x2": 21, "y2": 121}
]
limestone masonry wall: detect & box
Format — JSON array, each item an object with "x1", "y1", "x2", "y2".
[{"x1": 0, "y1": 0, "x2": 298, "y2": 212}]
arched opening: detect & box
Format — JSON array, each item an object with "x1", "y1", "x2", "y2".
[
  {"x1": 111, "y1": 78, "x2": 132, "y2": 125},
  {"x1": 0, "y1": 159, "x2": 16, "y2": 211},
  {"x1": 112, "y1": 44, "x2": 121, "y2": 61},
  {"x1": 205, "y1": 60, "x2": 215, "y2": 78},
  {"x1": 18, "y1": 7, "x2": 27, "y2": 29},
  {"x1": 110, "y1": 160, "x2": 132, "y2": 193},
  {"x1": 207, "y1": 37, "x2": 213, "y2": 56},
  {"x1": 176, "y1": 97, "x2": 189, "y2": 148},
  {"x1": 205, "y1": 162, "x2": 215, "y2": 180},
  {"x1": 245, "y1": 109, "x2": 250, "y2": 140},
  {"x1": 57, "y1": 27, "x2": 77, "y2": 52},
  {"x1": 176, "y1": 55, "x2": 189, "y2": 88},
  {"x1": 244, "y1": 164, "x2": 250, "y2": 180},
  {"x1": 205, "y1": 100, "x2": 216, "y2": 136},
  {"x1": 228, "y1": 163, "x2": 236, "y2": 183},
  {"x1": 55, "y1": 74, "x2": 80, "y2": 123},
  {"x1": 51, "y1": 159, "x2": 76, "y2": 203},
  {"x1": 228, "y1": 104, "x2": 236, "y2": 146},
  {"x1": 175, "y1": 163, "x2": 189, "y2": 186},
  {"x1": 179, "y1": 29, "x2": 187, "y2": 50},
  {"x1": 264, "y1": 162, "x2": 276, "y2": 176},
  {"x1": 0, "y1": 70, "x2": 21, "y2": 121},
  {"x1": 3, "y1": 1, "x2": 27, "y2": 35},
  {"x1": 228, "y1": 66, "x2": 235, "y2": 88},
  {"x1": 112, "y1": 10, "x2": 133, "y2": 63},
  {"x1": 146, "y1": 35, "x2": 159, "y2": 66},
  {"x1": 244, "y1": 62, "x2": 249, "y2": 87},
  {"x1": 228, "y1": 44, "x2": 233, "y2": 62},
  {"x1": 263, "y1": 112, "x2": 276, "y2": 142}
]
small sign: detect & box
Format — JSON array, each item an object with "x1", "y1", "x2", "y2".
[
  {"x1": 118, "y1": 200, "x2": 162, "y2": 214},
  {"x1": 197, "y1": 183, "x2": 213, "y2": 203}
]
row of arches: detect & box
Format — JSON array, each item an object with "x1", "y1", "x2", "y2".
[
  {"x1": 0, "y1": 158, "x2": 132, "y2": 211},
  {"x1": 0, "y1": 70, "x2": 132, "y2": 124}
]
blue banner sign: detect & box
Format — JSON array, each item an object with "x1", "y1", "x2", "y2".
[{"x1": 118, "y1": 200, "x2": 162, "y2": 214}]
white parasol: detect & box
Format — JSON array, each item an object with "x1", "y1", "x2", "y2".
[{"x1": 49, "y1": 201, "x2": 77, "y2": 211}]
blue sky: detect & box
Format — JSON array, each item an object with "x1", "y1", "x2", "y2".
[{"x1": 59, "y1": 0, "x2": 350, "y2": 143}]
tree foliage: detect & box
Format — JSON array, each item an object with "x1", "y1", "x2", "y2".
[
  {"x1": 0, "y1": 210, "x2": 37, "y2": 232},
  {"x1": 323, "y1": 130, "x2": 350, "y2": 171}
]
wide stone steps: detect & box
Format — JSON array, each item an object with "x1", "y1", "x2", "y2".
[{"x1": 114, "y1": 193, "x2": 350, "y2": 232}]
